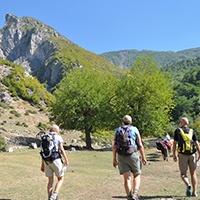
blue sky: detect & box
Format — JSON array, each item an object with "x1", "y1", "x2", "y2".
[{"x1": 0, "y1": 1, "x2": 200, "y2": 54}]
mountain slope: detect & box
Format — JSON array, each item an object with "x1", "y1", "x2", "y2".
[
  {"x1": 100, "y1": 48, "x2": 200, "y2": 69},
  {"x1": 0, "y1": 13, "x2": 121, "y2": 91}
]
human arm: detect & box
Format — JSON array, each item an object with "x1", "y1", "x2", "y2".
[
  {"x1": 173, "y1": 129, "x2": 179, "y2": 162},
  {"x1": 113, "y1": 136, "x2": 118, "y2": 168},
  {"x1": 172, "y1": 140, "x2": 177, "y2": 162},
  {"x1": 60, "y1": 142, "x2": 69, "y2": 167},
  {"x1": 195, "y1": 140, "x2": 200, "y2": 161},
  {"x1": 41, "y1": 159, "x2": 45, "y2": 172},
  {"x1": 137, "y1": 133, "x2": 147, "y2": 165}
]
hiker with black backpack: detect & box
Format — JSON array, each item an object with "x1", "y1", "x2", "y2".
[
  {"x1": 113, "y1": 115, "x2": 147, "y2": 200},
  {"x1": 40, "y1": 124, "x2": 69, "y2": 200},
  {"x1": 173, "y1": 117, "x2": 200, "y2": 197}
]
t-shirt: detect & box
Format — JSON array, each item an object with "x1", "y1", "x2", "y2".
[
  {"x1": 174, "y1": 126, "x2": 197, "y2": 142},
  {"x1": 50, "y1": 132, "x2": 64, "y2": 152},
  {"x1": 114, "y1": 125, "x2": 139, "y2": 148},
  {"x1": 174, "y1": 126, "x2": 197, "y2": 154}
]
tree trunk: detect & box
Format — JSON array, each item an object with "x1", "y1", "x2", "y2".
[{"x1": 85, "y1": 125, "x2": 93, "y2": 149}]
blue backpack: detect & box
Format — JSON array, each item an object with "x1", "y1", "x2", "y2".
[{"x1": 115, "y1": 126, "x2": 135, "y2": 156}]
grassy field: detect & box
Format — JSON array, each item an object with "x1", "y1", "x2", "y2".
[{"x1": 0, "y1": 147, "x2": 200, "y2": 200}]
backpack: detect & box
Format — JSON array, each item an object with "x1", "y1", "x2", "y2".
[
  {"x1": 40, "y1": 133, "x2": 61, "y2": 161},
  {"x1": 177, "y1": 128, "x2": 196, "y2": 154},
  {"x1": 115, "y1": 126, "x2": 135, "y2": 156},
  {"x1": 156, "y1": 140, "x2": 168, "y2": 160}
]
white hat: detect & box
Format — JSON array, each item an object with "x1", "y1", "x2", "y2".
[{"x1": 122, "y1": 115, "x2": 132, "y2": 124}]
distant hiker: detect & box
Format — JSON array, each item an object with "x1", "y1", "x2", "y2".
[
  {"x1": 156, "y1": 133, "x2": 172, "y2": 161},
  {"x1": 113, "y1": 115, "x2": 147, "y2": 200},
  {"x1": 40, "y1": 124, "x2": 69, "y2": 200},
  {"x1": 173, "y1": 117, "x2": 200, "y2": 197}
]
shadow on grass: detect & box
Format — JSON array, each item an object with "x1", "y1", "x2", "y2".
[
  {"x1": 0, "y1": 199, "x2": 11, "y2": 200},
  {"x1": 112, "y1": 195, "x2": 184, "y2": 199},
  {"x1": 146, "y1": 153, "x2": 161, "y2": 162},
  {"x1": 139, "y1": 195, "x2": 184, "y2": 200}
]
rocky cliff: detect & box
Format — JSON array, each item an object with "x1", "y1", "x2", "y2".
[
  {"x1": 0, "y1": 13, "x2": 72, "y2": 90},
  {"x1": 0, "y1": 14, "x2": 120, "y2": 91}
]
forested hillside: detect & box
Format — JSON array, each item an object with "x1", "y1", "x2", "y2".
[
  {"x1": 100, "y1": 48, "x2": 200, "y2": 69},
  {"x1": 160, "y1": 56, "x2": 200, "y2": 135},
  {"x1": 163, "y1": 57, "x2": 200, "y2": 81}
]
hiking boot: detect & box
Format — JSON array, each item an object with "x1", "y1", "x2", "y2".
[
  {"x1": 127, "y1": 195, "x2": 133, "y2": 200},
  {"x1": 192, "y1": 193, "x2": 198, "y2": 197},
  {"x1": 186, "y1": 185, "x2": 191, "y2": 197},
  {"x1": 132, "y1": 194, "x2": 139, "y2": 200},
  {"x1": 49, "y1": 193, "x2": 58, "y2": 200}
]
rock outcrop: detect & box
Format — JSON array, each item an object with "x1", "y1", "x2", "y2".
[{"x1": 0, "y1": 13, "x2": 71, "y2": 90}]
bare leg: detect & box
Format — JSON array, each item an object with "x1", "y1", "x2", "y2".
[
  {"x1": 133, "y1": 174, "x2": 141, "y2": 195},
  {"x1": 180, "y1": 171, "x2": 190, "y2": 186},
  {"x1": 47, "y1": 176, "x2": 54, "y2": 197},
  {"x1": 190, "y1": 169, "x2": 197, "y2": 195},
  {"x1": 54, "y1": 176, "x2": 64, "y2": 194},
  {"x1": 123, "y1": 172, "x2": 132, "y2": 196}
]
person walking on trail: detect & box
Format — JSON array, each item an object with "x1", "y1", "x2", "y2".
[
  {"x1": 40, "y1": 124, "x2": 69, "y2": 200},
  {"x1": 113, "y1": 115, "x2": 147, "y2": 200},
  {"x1": 173, "y1": 117, "x2": 200, "y2": 197}
]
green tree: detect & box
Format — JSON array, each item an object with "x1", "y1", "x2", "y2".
[
  {"x1": 113, "y1": 56, "x2": 175, "y2": 136},
  {"x1": 172, "y1": 68, "x2": 200, "y2": 122},
  {"x1": 51, "y1": 67, "x2": 117, "y2": 149}
]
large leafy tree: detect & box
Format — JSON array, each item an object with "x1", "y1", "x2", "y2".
[
  {"x1": 51, "y1": 67, "x2": 117, "y2": 149},
  {"x1": 113, "y1": 56, "x2": 175, "y2": 136}
]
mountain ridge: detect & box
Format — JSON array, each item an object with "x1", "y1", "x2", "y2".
[
  {"x1": 0, "y1": 13, "x2": 120, "y2": 91},
  {"x1": 100, "y1": 48, "x2": 200, "y2": 69}
]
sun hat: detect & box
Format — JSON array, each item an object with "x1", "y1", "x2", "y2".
[{"x1": 122, "y1": 115, "x2": 132, "y2": 124}]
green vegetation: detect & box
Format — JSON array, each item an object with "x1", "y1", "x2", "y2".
[
  {"x1": 51, "y1": 56, "x2": 175, "y2": 148},
  {"x1": 51, "y1": 67, "x2": 117, "y2": 149},
  {"x1": 0, "y1": 58, "x2": 55, "y2": 106},
  {"x1": 37, "y1": 122, "x2": 48, "y2": 130},
  {"x1": 16, "y1": 121, "x2": 28, "y2": 127},
  {"x1": 0, "y1": 102, "x2": 12, "y2": 109},
  {"x1": 114, "y1": 56, "x2": 174, "y2": 137},
  {"x1": 50, "y1": 37, "x2": 123, "y2": 74},
  {"x1": 24, "y1": 110, "x2": 37, "y2": 115},
  {"x1": 0, "y1": 135, "x2": 7, "y2": 151},
  {"x1": 10, "y1": 110, "x2": 21, "y2": 117},
  {"x1": 161, "y1": 56, "x2": 200, "y2": 122},
  {"x1": 101, "y1": 48, "x2": 200, "y2": 69}
]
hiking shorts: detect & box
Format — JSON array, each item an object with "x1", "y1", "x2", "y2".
[
  {"x1": 178, "y1": 153, "x2": 197, "y2": 172},
  {"x1": 117, "y1": 152, "x2": 142, "y2": 175},
  {"x1": 44, "y1": 158, "x2": 64, "y2": 177}
]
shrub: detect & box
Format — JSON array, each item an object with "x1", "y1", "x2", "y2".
[
  {"x1": 27, "y1": 110, "x2": 37, "y2": 114},
  {"x1": 91, "y1": 130, "x2": 114, "y2": 146},
  {"x1": 10, "y1": 110, "x2": 21, "y2": 117},
  {"x1": 16, "y1": 122, "x2": 20, "y2": 126},
  {"x1": 0, "y1": 135, "x2": 7, "y2": 151},
  {"x1": 0, "y1": 102, "x2": 11, "y2": 109},
  {"x1": 21, "y1": 122, "x2": 28, "y2": 127},
  {"x1": 37, "y1": 122, "x2": 47, "y2": 130}
]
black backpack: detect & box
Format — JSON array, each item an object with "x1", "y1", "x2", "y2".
[
  {"x1": 40, "y1": 133, "x2": 61, "y2": 161},
  {"x1": 115, "y1": 126, "x2": 135, "y2": 156}
]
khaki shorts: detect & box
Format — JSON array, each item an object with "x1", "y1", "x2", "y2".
[
  {"x1": 178, "y1": 153, "x2": 197, "y2": 172},
  {"x1": 117, "y1": 152, "x2": 142, "y2": 175},
  {"x1": 44, "y1": 158, "x2": 64, "y2": 177}
]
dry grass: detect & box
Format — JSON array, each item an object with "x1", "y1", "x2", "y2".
[{"x1": 0, "y1": 147, "x2": 200, "y2": 200}]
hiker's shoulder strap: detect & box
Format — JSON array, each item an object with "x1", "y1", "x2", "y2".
[{"x1": 179, "y1": 128, "x2": 193, "y2": 139}]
